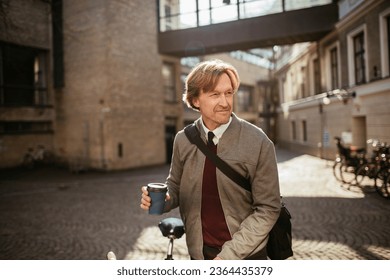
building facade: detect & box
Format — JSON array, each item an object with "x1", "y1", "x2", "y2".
[
  {"x1": 0, "y1": 0, "x2": 56, "y2": 168},
  {"x1": 0, "y1": 0, "x2": 166, "y2": 170},
  {"x1": 0, "y1": 0, "x2": 270, "y2": 170},
  {"x1": 4, "y1": 0, "x2": 385, "y2": 170},
  {"x1": 275, "y1": 0, "x2": 390, "y2": 159}
]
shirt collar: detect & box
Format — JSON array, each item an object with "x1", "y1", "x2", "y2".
[{"x1": 200, "y1": 116, "x2": 232, "y2": 145}]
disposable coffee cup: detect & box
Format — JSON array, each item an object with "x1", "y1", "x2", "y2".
[{"x1": 147, "y1": 183, "x2": 168, "y2": 215}]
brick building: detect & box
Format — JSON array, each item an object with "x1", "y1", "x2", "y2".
[
  {"x1": 57, "y1": 1, "x2": 166, "y2": 170},
  {"x1": 0, "y1": 0, "x2": 270, "y2": 170},
  {"x1": 275, "y1": 0, "x2": 390, "y2": 159},
  {"x1": 2, "y1": 0, "x2": 389, "y2": 170},
  {"x1": 0, "y1": 0, "x2": 166, "y2": 170},
  {"x1": 0, "y1": 0, "x2": 56, "y2": 168}
]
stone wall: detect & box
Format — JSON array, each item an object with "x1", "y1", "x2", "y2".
[{"x1": 55, "y1": 0, "x2": 165, "y2": 170}]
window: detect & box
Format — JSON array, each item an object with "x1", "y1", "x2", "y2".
[
  {"x1": 0, "y1": 42, "x2": 48, "y2": 107},
  {"x1": 302, "y1": 120, "x2": 307, "y2": 142},
  {"x1": 290, "y1": 72, "x2": 295, "y2": 99},
  {"x1": 300, "y1": 66, "x2": 306, "y2": 98},
  {"x1": 162, "y1": 62, "x2": 176, "y2": 103},
  {"x1": 313, "y1": 58, "x2": 321, "y2": 94},
  {"x1": 379, "y1": 8, "x2": 390, "y2": 78},
  {"x1": 386, "y1": 16, "x2": 390, "y2": 72},
  {"x1": 164, "y1": 5, "x2": 172, "y2": 31},
  {"x1": 387, "y1": 15, "x2": 390, "y2": 76},
  {"x1": 353, "y1": 32, "x2": 366, "y2": 85},
  {"x1": 159, "y1": 0, "x2": 179, "y2": 31},
  {"x1": 280, "y1": 76, "x2": 286, "y2": 103},
  {"x1": 330, "y1": 47, "x2": 339, "y2": 89},
  {"x1": 0, "y1": 121, "x2": 52, "y2": 134},
  {"x1": 117, "y1": 143, "x2": 123, "y2": 158},
  {"x1": 291, "y1": 121, "x2": 296, "y2": 141},
  {"x1": 347, "y1": 25, "x2": 367, "y2": 86},
  {"x1": 52, "y1": 0, "x2": 64, "y2": 88},
  {"x1": 236, "y1": 85, "x2": 253, "y2": 112}
]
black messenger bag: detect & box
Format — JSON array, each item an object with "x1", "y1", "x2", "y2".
[{"x1": 184, "y1": 123, "x2": 293, "y2": 260}]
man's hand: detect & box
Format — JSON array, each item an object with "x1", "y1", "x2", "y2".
[
  {"x1": 140, "y1": 186, "x2": 151, "y2": 210},
  {"x1": 140, "y1": 186, "x2": 170, "y2": 210}
]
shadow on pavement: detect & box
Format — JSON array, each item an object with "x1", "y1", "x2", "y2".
[{"x1": 1, "y1": 149, "x2": 389, "y2": 260}]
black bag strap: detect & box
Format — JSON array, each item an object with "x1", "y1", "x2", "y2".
[{"x1": 184, "y1": 123, "x2": 251, "y2": 192}]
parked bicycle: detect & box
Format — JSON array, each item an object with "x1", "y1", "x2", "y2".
[
  {"x1": 332, "y1": 137, "x2": 366, "y2": 185},
  {"x1": 381, "y1": 174, "x2": 390, "y2": 199},
  {"x1": 107, "y1": 217, "x2": 185, "y2": 260},
  {"x1": 332, "y1": 137, "x2": 390, "y2": 199},
  {"x1": 22, "y1": 145, "x2": 54, "y2": 169},
  {"x1": 355, "y1": 139, "x2": 390, "y2": 199}
]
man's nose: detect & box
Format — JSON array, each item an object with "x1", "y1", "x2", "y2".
[{"x1": 219, "y1": 93, "x2": 229, "y2": 107}]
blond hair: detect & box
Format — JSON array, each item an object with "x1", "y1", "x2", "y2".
[{"x1": 183, "y1": 59, "x2": 240, "y2": 111}]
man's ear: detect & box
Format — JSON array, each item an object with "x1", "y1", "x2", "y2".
[{"x1": 193, "y1": 97, "x2": 200, "y2": 108}]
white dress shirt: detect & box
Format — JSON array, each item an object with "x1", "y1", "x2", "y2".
[{"x1": 200, "y1": 116, "x2": 232, "y2": 145}]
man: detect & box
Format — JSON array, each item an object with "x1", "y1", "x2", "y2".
[{"x1": 141, "y1": 59, "x2": 280, "y2": 260}]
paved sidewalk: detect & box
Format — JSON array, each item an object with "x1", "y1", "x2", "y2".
[{"x1": 0, "y1": 148, "x2": 389, "y2": 260}]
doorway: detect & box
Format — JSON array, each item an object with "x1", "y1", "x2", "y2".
[{"x1": 352, "y1": 116, "x2": 367, "y2": 149}]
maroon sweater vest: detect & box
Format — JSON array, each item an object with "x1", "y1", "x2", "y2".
[{"x1": 201, "y1": 143, "x2": 231, "y2": 248}]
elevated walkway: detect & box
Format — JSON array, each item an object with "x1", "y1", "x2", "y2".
[{"x1": 158, "y1": 2, "x2": 338, "y2": 57}]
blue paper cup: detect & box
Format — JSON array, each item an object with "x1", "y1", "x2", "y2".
[{"x1": 147, "y1": 183, "x2": 168, "y2": 215}]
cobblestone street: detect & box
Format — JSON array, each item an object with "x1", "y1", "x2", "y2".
[{"x1": 0, "y1": 148, "x2": 389, "y2": 260}]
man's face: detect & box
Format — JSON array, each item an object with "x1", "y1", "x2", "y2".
[{"x1": 193, "y1": 73, "x2": 234, "y2": 131}]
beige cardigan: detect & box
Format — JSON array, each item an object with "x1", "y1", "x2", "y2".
[{"x1": 164, "y1": 113, "x2": 281, "y2": 260}]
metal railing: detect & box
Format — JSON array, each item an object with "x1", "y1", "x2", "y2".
[
  {"x1": 0, "y1": 85, "x2": 50, "y2": 107},
  {"x1": 158, "y1": 0, "x2": 333, "y2": 32}
]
